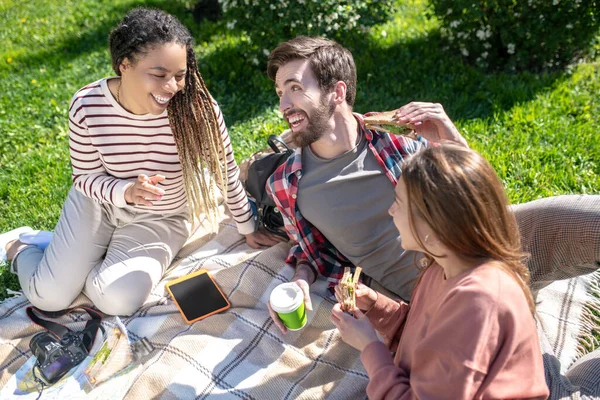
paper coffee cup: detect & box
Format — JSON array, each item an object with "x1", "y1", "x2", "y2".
[{"x1": 270, "y1": 283, "x2": 307, "y2": 331}]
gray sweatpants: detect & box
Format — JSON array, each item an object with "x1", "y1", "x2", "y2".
[{"x1": 14, "y1": 187, "x2": 190, "y2": 316}]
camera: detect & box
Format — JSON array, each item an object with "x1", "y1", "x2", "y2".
[{"x1": 29, "y1": 331, "x2": 89, "y2": 384}]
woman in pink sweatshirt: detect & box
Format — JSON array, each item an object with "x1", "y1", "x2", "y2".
[{"x1": 331, "y1": 144, "x2": 549, "y2": 399}]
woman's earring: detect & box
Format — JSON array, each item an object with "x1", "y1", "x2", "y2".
[{"x1": 424, "y1": 234, "x2": 430, "y2": 244}]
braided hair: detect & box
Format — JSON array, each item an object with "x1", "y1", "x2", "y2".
[{"x1": 109, "y1": 7, "x2": 226, "y2": 227}]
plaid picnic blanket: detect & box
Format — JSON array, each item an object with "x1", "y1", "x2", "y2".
[
  {"x1": 0, "y1": 214, "x2": 370, "y2": 399},
  {"x1": 515, "y1": 194, "x2": 600, "y2": 399},
  {"x1": 1, "y1": 194, "x2": 599, "y2": 399},
  {"x1": 536, "y1": 274, "x2": 600, "y2": 399}
]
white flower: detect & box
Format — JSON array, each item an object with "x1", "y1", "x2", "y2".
[
  {"x1": 507, "y1": 43, "x2": 516, "y2": 54},
  {"x1": 333, "y1": 23, "x2": 340, "y2": 30},
  {"x1": 482, "y1": 51, "x2": 488, "y2": 59},
  {"x1": 461, "y1": 48, "x2": 469, "y2": 57},
  {"x1": 450, "y1": 20, "x2": 460, "y2": 28},
  {"x1": 381, "y1": 30, "x2": 387, "y2": 37},
  {"x1": 483, "y1": 42, "x2": 491, "y2": 49},
  {"x1": 566, "y1": 23, "x2": 573, "y2": 29},
  {"x1": 251, "y1": 57, "x2": 259, "y2": 66},
  {"x1": 226, "y1": 20, "x2": 236, "y2": 29},
  {"x1": 552, "y1": 0, "x2": 559, "y2": 4},
  {"x1": 446, "y1": 8, "x2": 453, "y2": 15},
  {"x1": 476, "y1": 30, "x2": 486, "y2": 40},
  {"x1": 262, "y1": 48, "x2": 270, "y2": 56},
  {"x1": 269, "y1": 3, "x2": 276, "y2": 9}
]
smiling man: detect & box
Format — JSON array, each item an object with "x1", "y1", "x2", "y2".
[{"x1": 265, "y1": 36, "x2": 468, "y2": 332}]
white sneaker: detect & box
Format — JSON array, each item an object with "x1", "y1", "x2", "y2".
[
  {"x1": 0, "y1": 226, "x2": 33, "y2": 263},
  {"x1": 19, "y1": 230, "x2": 54, "y2": 250}
]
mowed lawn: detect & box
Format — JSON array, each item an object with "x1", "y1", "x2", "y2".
[{"x1": 0, "y1": 0, "x2": 599, "y2": 300}]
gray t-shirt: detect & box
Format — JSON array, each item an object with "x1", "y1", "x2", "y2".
[{"x1": 297, "y1": 135, "x2": 421, "y2": 300}]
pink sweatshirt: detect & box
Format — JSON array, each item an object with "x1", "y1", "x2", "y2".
[{"x1": 360, "y1": 263, "x2": 549, "y2": 399}]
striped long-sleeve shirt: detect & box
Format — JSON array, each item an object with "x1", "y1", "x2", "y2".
[{"x1": 68, "y1": 78, "x2": 255, "y2": 234}]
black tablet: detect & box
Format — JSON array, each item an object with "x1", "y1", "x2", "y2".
[{"x1": 166, "y1": 269, "x2": 230, "y2": 324}]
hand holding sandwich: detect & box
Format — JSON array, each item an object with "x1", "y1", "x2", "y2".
[
  {"x1": 364, "y1": 102, "x2": 468, "y2": 148},
  {"x1": 334, "y1": 282, "x2": 378, "y2": 313},
  {"x1": 395, "y1": 102, "x2": 468, "y2": 147},
  {"x1": 330, "y1": 304, "x2": 379, "y2": 351}
]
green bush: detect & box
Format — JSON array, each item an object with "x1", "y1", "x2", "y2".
[
  {"x1": 218, "y1": 0, "x2": 394, "y2": 59},
  {"x1": 429, "y1": 0, "x2": 600, "y2": 72}
]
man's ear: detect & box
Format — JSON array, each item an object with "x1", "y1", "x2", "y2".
[
  {"x1": 332, "y1": 81, "x2": 347, "y2": 105},
  {"x1": 119, "y1": 57, "x2": 131, "y2": 75}
]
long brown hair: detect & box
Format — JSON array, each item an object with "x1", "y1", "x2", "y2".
[
  {"x1": 402, "y1": 144, "x2": 535, "y2": 313},
  {"x1": 109, "y1": 8, "x2": 226, "y2": 227}
]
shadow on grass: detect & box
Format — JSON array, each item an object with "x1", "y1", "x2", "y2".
[
  {"x1": 4, "y1": 0, "x2": 203, "y2": 72},
  {"x1": 7, "y1": 0, "x2": 565, "y2": 127},
  {"x1": 349, "y1": 32, "x2": 563, "y2": 122},
  {"x1": 192, "y1": 27, "x2": 565, "y2": 129}
]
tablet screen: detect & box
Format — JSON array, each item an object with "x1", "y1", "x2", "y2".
[{"x1": 167, "y1": 271, "x2": 230, "y2": 322}]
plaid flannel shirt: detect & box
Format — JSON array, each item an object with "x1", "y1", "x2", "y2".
[{"x1": 266, "y1": 113, "x2": 428, "y2": 284}]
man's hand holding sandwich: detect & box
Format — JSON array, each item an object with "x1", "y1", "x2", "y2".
[{"x1": 364, "y1": 102, "x2": 468, "y2": 148}]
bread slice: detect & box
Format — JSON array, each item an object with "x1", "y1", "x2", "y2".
[
  {"x1": 364, "y1": 111, "x2": 413, "y2": 136},
  {"x1": 338, "y1": 266, "x2": 362, "y2": 311}
]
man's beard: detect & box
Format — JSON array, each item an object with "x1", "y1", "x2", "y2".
[{"x1": 291, "y1": 96, "x2": 335, "y2": 148}]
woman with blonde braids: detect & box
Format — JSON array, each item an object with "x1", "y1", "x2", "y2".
[
  {"x1": 1, "y1": 7, "x2": 283, "y2": 316},
  {"x1": 331, "y1": 145, "x2": 548, "y2": 399}
]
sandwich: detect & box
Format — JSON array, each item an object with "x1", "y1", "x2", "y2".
[
  {"x1": 338, "y1": 266, "x2": 362, "y2": 312},
  {"x1": 363, "y1": 110, "x2": 414, "y2": 136}
]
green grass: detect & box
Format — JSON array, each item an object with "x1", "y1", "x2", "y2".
[{"x1": 0, "y1": 0, "x2": 599, "y2": 301}]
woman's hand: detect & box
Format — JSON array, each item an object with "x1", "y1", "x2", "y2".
[
  {"x1": 330, "y1": 304, "x2": 380, "y2": 351},
  {"x1": 245, "y1": 230, "x2": 288, "y2": 249},
  {"x1": 124, "y1": 174, "x2": 166, "y2": 206},
  {"x1": 394, "y1": 102, "x2": 468, "y2": 147},
  {"x1": 334, "y1": 282, "x2": 378, "y2": 312}
]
